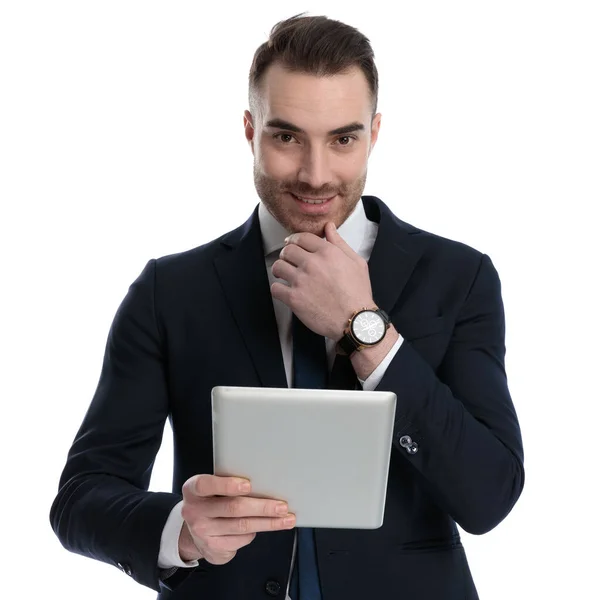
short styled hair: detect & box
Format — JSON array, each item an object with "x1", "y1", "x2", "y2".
[{"x1": 248, "y1": 13, "x2": 379, "y2": 119}]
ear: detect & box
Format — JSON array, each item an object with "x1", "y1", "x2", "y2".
[
  {"x1": 369, "y1": 112, "x2": 382, "y2": 156},
  {"x1": 243, "y1": 110, "x2": 255, "y2": 154}
]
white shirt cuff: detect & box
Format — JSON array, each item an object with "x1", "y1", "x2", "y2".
[
  {"x1": 158, "y1": 500, "x2": 199, "y2": 570},
  {"x1": 358, "y1": 334, "x2": 404, "y2": 391}
]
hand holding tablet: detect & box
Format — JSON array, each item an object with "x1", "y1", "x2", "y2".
[{"x1": 178, "y1": 474, "x2": 296, "y2": 565}]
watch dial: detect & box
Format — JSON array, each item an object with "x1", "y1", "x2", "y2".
[{"x1": 352, "y1": 311, "x2": 385, "y2": 344}]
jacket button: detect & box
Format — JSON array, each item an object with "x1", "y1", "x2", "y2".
[
  {"x1": 406, "y1": 442, "x2": 419, "y2": 454},
  {"x1": 399, "y1": 435, "x2": 412, "y2": 448},
  {"x1": 265, "y1": 580, "x2": 281, "y2": 596}
]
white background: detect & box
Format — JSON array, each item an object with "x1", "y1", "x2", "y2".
[{"x1": 1, "y1": 1, "x2": 598, "y2": 598}]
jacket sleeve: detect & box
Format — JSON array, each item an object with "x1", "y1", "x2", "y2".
[
  {"x1": 49, "y1": 259, "x2": 196, "y2": 592},
  {"x1": 378, "y1": 253, "x2": 525, "y2": 535}
]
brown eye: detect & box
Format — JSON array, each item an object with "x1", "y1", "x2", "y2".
[
  {"x1": 337, "y1": 136, "x2": 357, "y2": 147},
  {"x1": 274, "y1": 133, "x2": 295, "y2": 143}
]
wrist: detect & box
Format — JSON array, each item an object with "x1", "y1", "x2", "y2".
[{"x1": 350, "y1": 324, "x2": 399, "y2": 381}]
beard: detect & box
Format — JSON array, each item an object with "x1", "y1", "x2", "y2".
[{"x1": 253, "y1": 161, "x2": 368, "y2": 237}]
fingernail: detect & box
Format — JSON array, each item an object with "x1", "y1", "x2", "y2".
[
  {"x1": 239, "y1": 481, "x2": 251, "y2": 492},
  {"x1": 276, "y1": 503, "x2": 288, "y2": 514},
  {"x1": 284, "y1": 515, "x2": 296, "y2": 527}
]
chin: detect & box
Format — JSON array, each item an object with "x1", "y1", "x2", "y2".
[{"x1": 288, "y1": 217, "x2": 329, "y2": 237}]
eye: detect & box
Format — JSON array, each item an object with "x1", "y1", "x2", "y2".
[
  {"x1": 273, "y1": 133, "x2": 297, "y2": 144},
  {"x1": 336, "y1": 136, "x2": 357, "y2": 147}
]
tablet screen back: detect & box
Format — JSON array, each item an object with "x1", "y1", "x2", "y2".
[{"x1": 212, "y1": 386, "x2": 396, "y2": 529}]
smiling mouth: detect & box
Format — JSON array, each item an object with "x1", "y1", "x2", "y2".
[{"x1": 290, "y1": 193, "x2": 335, "y2": 204}]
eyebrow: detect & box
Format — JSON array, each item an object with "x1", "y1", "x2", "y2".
[{"x1": 265, "y1": 118, "x2": 365, "y2": 136}]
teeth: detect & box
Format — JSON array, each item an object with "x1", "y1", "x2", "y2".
[{"x1": 296, "y1": 195, "x2": 329, "y2": 204}]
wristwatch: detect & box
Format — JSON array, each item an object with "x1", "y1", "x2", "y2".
[{"x1": 335, "y1": 306, "x2": 391, "y2": 356}]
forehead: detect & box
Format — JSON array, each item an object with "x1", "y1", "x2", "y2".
[{"x1": 258, "y1": 62, "x2": 371, "y2": 130}]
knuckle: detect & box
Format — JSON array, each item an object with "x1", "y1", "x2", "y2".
[
  {"x1": 181, "y1": 499, "x2": 204, "y2": 525},
  {"x1": 272, "y1": 261, "x2": 285, "y2": 280},
  {"x1": 181, "y1": 503, "x2": 192, "y2": 523},
  {"x1": 238, "y1": 517, "x2": 251, "y2": 534},
  {"x1": 302, "y1": 258, "x2": 314, "y2": 275},
  {"x1": 226, "y1": 497, "x2": 243, "y2": 517},
  {"x1": 286, "y1": 290, "x2": 298, "y2": 310}
]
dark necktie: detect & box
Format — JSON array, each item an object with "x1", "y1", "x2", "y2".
[{"x1": 289, "y1": 314, "x2": 325, "y2": 600}]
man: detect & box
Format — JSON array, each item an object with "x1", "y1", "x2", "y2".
[{"x1": 50, "y1": 13, "x2": 524, "y2": 600}]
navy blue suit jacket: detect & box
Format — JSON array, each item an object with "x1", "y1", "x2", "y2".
[{"x1": 50, "y1": 196, "x2": 524, "y2": 599}]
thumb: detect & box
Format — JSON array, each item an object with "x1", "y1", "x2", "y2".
[{"x1": 324, "y1": 222, "x2": 355, "y2": 258}]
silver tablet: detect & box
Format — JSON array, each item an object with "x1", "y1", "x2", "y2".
[{"x1": 211, "y1": 386, "x2": 397, "y2": 529}]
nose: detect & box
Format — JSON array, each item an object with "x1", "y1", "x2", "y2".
[{"x1": 296, "y1": 145, "x2": 332, "y2": 192}]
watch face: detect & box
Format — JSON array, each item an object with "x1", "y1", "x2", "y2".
[{"x1": 351, "y1": 310, "x2": 385, "y2": 345}]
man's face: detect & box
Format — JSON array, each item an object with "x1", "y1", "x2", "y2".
[{"x1": 244, "y1": 62, "x2": 381, "y2": 236}]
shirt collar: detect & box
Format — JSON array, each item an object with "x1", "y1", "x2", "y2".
[{"x1": 258, "y1": 198, "x2": 369, "y2": 257}]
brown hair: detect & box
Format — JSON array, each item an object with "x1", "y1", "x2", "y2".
[{"x1": 248, "y1": 13, "x2": 379, "y2": 119}]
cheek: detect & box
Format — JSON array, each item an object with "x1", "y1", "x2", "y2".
[
  {"x1": 259, "y1": 143, "x2": 298, "y2": 178},
  {"x1": 335, "y1": 151, "x2": 367, "y2": 182}
]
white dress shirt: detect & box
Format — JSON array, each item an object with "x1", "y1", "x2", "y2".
[{"x1": 157, "y1": 199, "x2": 404, "y2": 597}]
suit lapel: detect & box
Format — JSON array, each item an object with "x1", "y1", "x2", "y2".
[
  {"x1": 329, "y1": 196, "x2": 427, "y2": 389},
  {"x1": 214, "y1": 207, "x2": 288, "y2": 389},
  {"x1": 362, "y1": 196, "x2": 426, "y2": 315}
]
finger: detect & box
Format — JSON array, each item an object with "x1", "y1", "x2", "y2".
[
  {"x1": 278, "y1": 243, "x2": 308, "y2": 267},
  {"x1": 324, "y1": 222, "x2": 357, "y2": 259},
  {"x1": 210, "y1": 514, "x2": 296, "y2": 536},
  {"x1": 271, "y1": 281, "x2": 294, "y2": 308},
  {"x1": 203, "y1": 496, "x2": 290, "y2": 519},
  {"x1": 271, "y1": 258, "x2": 297, "y2": 284},
  {"x1": 284, "y1": 231, "x2": 327, "y2": 253},
  {"x1": 201, "y1": 548, "x2": 238, "y2": 566},
  {"x1": 204, "y1": 533, "x2": 257, "y2": 555},
  {"x1": 183, "y1": 474, "x2": 251, "y2": 499}
]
